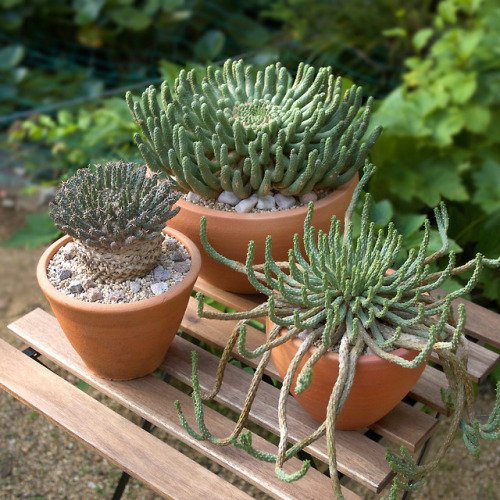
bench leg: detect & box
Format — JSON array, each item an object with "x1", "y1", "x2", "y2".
[{"x1": 23, "y1": 347, "x2": 51, "y2": 370}]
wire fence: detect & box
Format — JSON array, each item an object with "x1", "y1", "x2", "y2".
[{"x1": 0, "y1": 3, "x2": 406, "y2": 127}]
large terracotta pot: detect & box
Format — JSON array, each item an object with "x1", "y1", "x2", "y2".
[
  {"x1": 267, "y1": 318, "x2": 427, "y2": 430},
  {"x1": 37, "y1": 227, "x2": 201, "y2": 380},
  {"x1": 168, "y1": 174, "x2": 358, "y2": 294}
]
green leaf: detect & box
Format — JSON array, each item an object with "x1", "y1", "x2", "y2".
[
  {"x1": 160, "y1": 0, "x2": 185, "y2": 14},
  {"x1": 1, "y1": 0, "x2": 24, "y2": 8},
  {"x1": 73, "y1": 0, "x2": 105, "y2": 25},
  {"x1": 2, "y1": 213, "x2": 59, "y2": 249},
  {"x1": 370, "y1": 88, "x2": 430, "y2": 138},
  {"x1": 225, "y1": 13, "x2": 270, "y2": 49},
  {"x1": 143, "y1": 0, "x2": 161, "y2": 15},
  {"x1": 77, "y1": 379, "x2": 90, "y2": 391},
  {"x1": 426, "y1": 107, "x2": 465, "y2": 146},
  {"x1": 158, "y1": 59, "x2": 182, "y2": 85},
  {"x1": 412, "y1": 88, "x2": 449, "y2": 117},
  {"x1": 439, "y1": 72, "x2": 477, "y2": 105},
  {"x1": 405, "y1": 228, "x2": 462, "y2": 256},
  {"x1": 0, "y1": 45, "x2": 24, "y2": 70},
  {"x1": 457, "y1": 29, "x2": 484, "y2": 59},
  {"x1": 463, "y1": 104, "x2": 491, "y2": 133},
  {"x1": 194, "y1": 30, "x2": 225, "y2": 61},
  {"x1": 417, "y1": 157, "x2": 468, "y2": 204},
  {"x1": 438, "y1": 1, "x2": 458, "y2": 24},
  {"x1": 108, "y1": 7, "x2": 152, "y2": 30},
  {"x1": 472, "y1": 159, "x2": 500, "y2": 214},
  {"x1": 394, "y1": 214, "x2": 427, "y2": 239},
  {"x1": 39, "y1": 114, "x2": 56, "y2": 128},
  {"x1": 382, "y1": 28, "x2": 407, "y2": 38},
  {"x1": 0, "y1": 84, "x2": 17, "y2": 101},
  {"x1": 440, "y1": 277, "x2": 470, "y2": 297},
  {"x1": 371, "y1": 199, "x2": 393, "y2": 228},
  {"x1": 57, "y1": 109, "x2": 74, "y2": 127},
  {"x1": 413, "y1": 28, "x2": 434, "y2": 50}
]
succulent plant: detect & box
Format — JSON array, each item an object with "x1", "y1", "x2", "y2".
[
  {"x1": 175, "y1": 164, "x2": 500, "y2": 498},
  {"x1": 49, "y1": 161, "x2": 180, "y2": 281},
  {"x1": 126, "y1": 59, "x2": 382, "y2": 200}
]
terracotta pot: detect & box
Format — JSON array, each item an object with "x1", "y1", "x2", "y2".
[
  {"x1": 37, "y1": 227, "x2": 201, "y2": 380},
  {"x1": 266, "y1": 318, "x2": 427, "y2": 430},
  {"x1": 167, "y1": 174, "x2": 358, "y2": 294}
]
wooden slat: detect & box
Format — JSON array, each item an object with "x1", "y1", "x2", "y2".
[
  {"x1": 409, "y1": 366, "x2": 450, "y2": 416},
  {"x1": 194, "y1": 277, "x2": 263, "y2": 312},
  {"x1": 0, "y1": 339, "x2": 253, "y2": 500},
  {"x1": 7, "y1": 309, "x2": 360, "y2": 500},
  {"x1": 434, "y1": 290, "x2": 500, "y2": 349},
  {"x1": 182, "y1": 298, "x2": 440, "y2": 452},
  {"x1": 430, "y1": 340, "x2": 500, "y2": 384},
  {"x1": 370, "y1": 402, "x2": 439, "y2": 451}
]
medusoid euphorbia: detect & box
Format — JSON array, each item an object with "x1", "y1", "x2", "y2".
[{"x1": 175, "y1": 163, "x2": 500, "y2": 498}]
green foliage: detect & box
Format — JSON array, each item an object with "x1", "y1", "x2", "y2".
[
  {"x1": 368, "y1": 0, "x2": 500, "y2": 308},
  {"x1": 1, "y1": 213, "x2": 59, "y2": 249},
  {"x1": 7, "y1": 97, "x2": 140, "y2": 180},
  {"x1": 128, "y1": 58, "x2": 381, "y2": 199},
  {"x1": 263, "y1": 0, "x2": 436, "y2": 95}
]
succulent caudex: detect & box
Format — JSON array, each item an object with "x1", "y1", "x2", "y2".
[
  {"x1": 175, "y1": 164, "x2": 500, "y2": 498},
  {"x1": 49, "y1": 161, "x2": 180, "y2": 281},
  {"x1": 126, "y1": 59, "x2": 382, "y2": 199}
]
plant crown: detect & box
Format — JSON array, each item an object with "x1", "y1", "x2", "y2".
[
  {"x1": 49, "y1": 161, "x2": 180, "y2": 250},
  {"x1": 127, "y1": 59, "x2": 382, "y2": 199}
]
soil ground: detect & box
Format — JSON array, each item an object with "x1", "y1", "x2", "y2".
[{"x1": 0, "y1": 196, "x2": 499, "y2": 499}]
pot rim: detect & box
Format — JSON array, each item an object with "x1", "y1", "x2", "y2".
[
  {"x1": 37, "y1": 226, "x2": 201, "y2": 314},
  {"x1": 174, "y1": 174, "x2": 358, "y2": 221}
]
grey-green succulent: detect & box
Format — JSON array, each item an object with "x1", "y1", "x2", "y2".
[
  {"x1": 126, "y1": 59, "x2": 382, "y2": 200},
  {"x1": 50, "y1": 161, "x2": 180, "y2": 281},
  {"x1": 175, "y1": 164, "x2": 500, "y2": 498}
]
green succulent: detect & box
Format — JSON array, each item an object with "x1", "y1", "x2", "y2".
[
  {"x1": 175, "y1": 164, "x2": 500, "y2": 498},
  {"x1": 126, "y1": 59, "x2": 382, "y2": 200},
  {"x1": 50, "y1": 161, "x2": 180, "y2": 281}
]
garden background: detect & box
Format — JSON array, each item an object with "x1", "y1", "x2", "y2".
[{"x1": 0, "y1": 0, "x2": 499, "y2": 498}]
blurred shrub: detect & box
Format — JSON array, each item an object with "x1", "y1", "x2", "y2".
[
  {"x1": 7, "y1": 97, "x2": 139, "y2": 180},
  {"x1": 369, "y1": 0, "x2": 500, "y2": 307},
  {"x1": 264, "y1": 0, "x2": 436, "y2": 96}
]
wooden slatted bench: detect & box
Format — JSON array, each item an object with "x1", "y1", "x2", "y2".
[{"x1": 1, "y1": 277, "x2": 499, "y2": 499}]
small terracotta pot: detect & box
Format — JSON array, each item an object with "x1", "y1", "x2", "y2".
[
  {"x1": 266, "y1": 318, "x2": 427, "y2": 430},
  {"x1": 37, "y1": 227, "x2": 201, "y2": 380},
  {"x1": 167, "y1": 174, "x2": 358, "y2": 294}
]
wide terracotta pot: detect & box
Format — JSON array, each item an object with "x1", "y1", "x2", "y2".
[
  {"x1": 266, "y1": 318, "x2": 427, "y2": 430},
  {"x1": 37, "y1": 227, "x2": 201, "y2": 380},
  {"x1": 167, "y1": 174, "x2": 358, "y2": 294}
]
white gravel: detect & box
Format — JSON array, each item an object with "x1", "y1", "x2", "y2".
[
  {"x1": 184, "y1": 188, "x2": 331, "y2": 214},
  {"x1": 46, "y1": 234, "x2": 191, "y2": 304}
]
